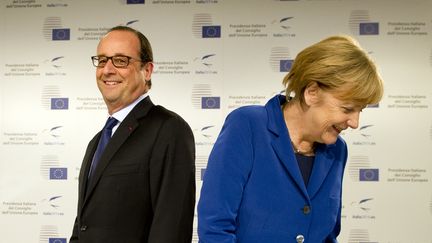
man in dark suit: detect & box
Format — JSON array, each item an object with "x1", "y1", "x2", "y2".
[{"x1": 70, "y1": 26, "x2": 195, "y2": 243}]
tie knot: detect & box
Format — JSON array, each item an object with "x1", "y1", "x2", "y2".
[{"x1": 104, "y1": 117, "x2": 118, "y2": 130}]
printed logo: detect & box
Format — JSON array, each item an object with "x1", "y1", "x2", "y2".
[
  {"x1": 42, "y1": 196, "x2": 63, "y2": 209},
  {"x1": 359, "y1": 22, "x2": 379, "y2": 35},
  {"x1": 43, "y1": 126, "x2": 63, "y2": 138},
  {"x1": 202, "y1": 25, "x2": 221, "y2": 38},
  {"x1": 195, "y1": 156, "x2": 208, "y2": 181},
  {"x1": 51, "y1": 98, "x2": 69, "y2": 110},
  {"x1": 127, "y1": 0, "x2": 144, "y2": 4},
  {"x1": 274, "y1": 16, "x2": 293, "y2": 30},
  {"x1": 52, "y1": 28, "x2": 70, "y2": 40},
  {"x1": 348, "y1": 229, "x2": 375, "y2": 243},
  {"x1": 199, "y1": 125, "x2": 215, "y2": 138},
  {"x1": 348, "y1": 155, "x2": 375, "y2": 181},
  {"x1": 195, "y1": 54, "x2": 216, "y2": 67},
  {"x1": 39, "y1": 225, "x2": 63, "y2": 243},
  {"x1": 350, "y1": 198, "x2": 374, "y2": 212},
  {"x1": 125, "y1": 20, "x2": 140, "y2": 25},
  {"x1": 357, "y1": 125, "x2": 373, "y2": 138},
  {"x1": 280, "y1": 59, "x2": 293, "y2": 72},
  {"x1": 42, "y1": 17, "x2": 70, "y2": 41},
  {"x1": 191, "y1": 84, "x2": 213, "y2": 109},
  {"x1": 192, "y1": 13, "x2": 218, "y2": 38},
  {"x1": 49, "y1": 168, "x2": 68, "y2": 180},
  {"x1": 49, "y1": 238, "x2": 67, "y2": 243},
  {"x1": 194, "y1": 54, "x2": 218, "y2": 74},
  {"x1": 41, "y1": 85, "x2": 62, "y2": 110},
  {"x1": 349, "y1": 10, "x2": 374, "y2": 36},
  {"x1": 201, "y1": 97, "x2": 220, "y2": 109},
  {"x1": 342, "y1": 124, "x2": 373, "y2": 138},
  {"x1": 42, "y1": 126, "x2": 66, "y2": 146},
  {"x1": 41, "y1": 155, "x2": 60, "y2": 179},
  {"x1": 45, "y1": 56, "x2": 65, "y2": 68},
  {"x1": 269, "y1": 47, "x2": 291, "y2": 72},
  {"x1": 359, "y1": 168, "x2": 379, "y2": 181}
]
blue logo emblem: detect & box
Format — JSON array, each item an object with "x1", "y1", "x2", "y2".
[
  {"x1": 359, "y1": 23, "x2": 379, "y2": 35},
  {"x1": 49, "y1": 168, "x2": 67, "y2": 180},
  {"x1": 202, "y1": 26, "x2": 221, "y2": 38},
  {"x1": 359, "y1": 168, "x2": 379, "y2": 181},
  {"x1": 280, "y1": 59, "x2": 293, "y2": 72},
  {"x1": 51, "y1": 98, "x2": 69, "y2": 110},
  {"x1": 201, "y1": 97, "x2": 220, "y2": 109},
  {"x1": 49, "y1": 238, "x2": 67, "y2": 243},
  {"x1": 52, "y1": 28, "x2": 70, "y2": 40},
  {"x1": 127, "y1": 0, "x2": 144, "y2": 3}
]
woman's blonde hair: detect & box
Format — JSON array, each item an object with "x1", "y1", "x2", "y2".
[{"x1": 282, "y1": 35, "x2": 383, "y2": 106}]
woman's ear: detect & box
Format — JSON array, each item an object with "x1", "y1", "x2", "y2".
[{"x1": 303, "y1": 81, "x2": 321, "y2": 106}]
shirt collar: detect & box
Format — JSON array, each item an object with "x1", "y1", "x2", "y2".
[{"x1": 110, "y1": 93, "x2": 149, "y2": 124}]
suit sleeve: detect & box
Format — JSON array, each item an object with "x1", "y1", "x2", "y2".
[
  {"x1": 197, "y1": 109, "x2": 254, "y2": 243},
  {"x1": 147, "y1": 115, "x2": 196, "y2": 243}
]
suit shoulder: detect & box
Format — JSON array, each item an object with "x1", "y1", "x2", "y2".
[
  {"x1": 148, "y1": 105, "x2": 191, "y2": 128},
  {"x1": 226, "y1": 105, "x2": 266, "y2": 122}
]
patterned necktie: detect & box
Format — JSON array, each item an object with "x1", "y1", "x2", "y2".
[{"x1": 88, "y1": 117, "x2": 118, "y2": 179}]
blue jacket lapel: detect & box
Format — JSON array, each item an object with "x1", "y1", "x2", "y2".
[
  {"x1": 307, "y1": 144, "x2": 336, "y2": 199},
  {"x1": 266, "y1": 95, "x2": 309, "y2": 200}
]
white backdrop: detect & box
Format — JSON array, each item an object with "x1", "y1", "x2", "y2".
[{"x1": 1, "y1": 0, "x2": 431, "y2": 242}]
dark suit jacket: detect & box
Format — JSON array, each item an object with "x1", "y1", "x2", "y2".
[{"x1": 71, "y1": 97, "x2": 195, "y2": 243}]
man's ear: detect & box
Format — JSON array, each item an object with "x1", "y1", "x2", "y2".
[
  {"x1": 142, "y1": 62, "x2": 154, "y2": 81},
  {"x1": 303, "y1": 81, "x2": 321, "y2": 106}
]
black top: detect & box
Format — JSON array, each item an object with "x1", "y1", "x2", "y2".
[{"x1": 295, "y1": 153, "x2": 315, "y2": 186}]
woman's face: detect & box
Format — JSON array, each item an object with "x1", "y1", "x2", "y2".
[{"x1": 305, "y1": 84, "x2": 364, "y2": 145}]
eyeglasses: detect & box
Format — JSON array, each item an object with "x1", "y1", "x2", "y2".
[{"x1": 91, "y1": 55, "x2": 142, "y2": 68}]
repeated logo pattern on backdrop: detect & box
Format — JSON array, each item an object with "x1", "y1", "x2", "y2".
[{"x1": 1, "y1": 0, "x2": 431, "y2": 242}]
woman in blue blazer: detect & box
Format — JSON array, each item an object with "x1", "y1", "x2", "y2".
[{"x1": 198, "y1": 36, "x2": 384, "y2": 243}]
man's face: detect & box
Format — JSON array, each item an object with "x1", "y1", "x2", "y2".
[{"x1": 95, "y1": 30, "x2": 153, "y2": 114}]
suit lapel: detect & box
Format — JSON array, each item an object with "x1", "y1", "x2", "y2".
[
  {"x1": 307, "y1": 145, "x2": 336, "y2": 199},
  {"x1": 266, "y1": 95, "x2": 309, "y2": 200},
  {"x1": 82, "y1": 97, "x2": 154, "y2": 207},
  {"x1": 78, "y1": 135, "x2": 100, "y2": 209}
]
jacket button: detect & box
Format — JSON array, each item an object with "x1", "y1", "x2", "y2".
[
  {"x1": 296, "y1": 234, "x2": 305, "y2": 243},
  {"x1": 303, "y1": 205, "x2": 311, "y2": 214},
  {"x1": 80, "y1": 225, "x2": 87, "y2": 231}
]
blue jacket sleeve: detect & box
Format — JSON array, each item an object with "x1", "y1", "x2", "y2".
[{"x1": 198, "y1": 109, "x2": 254, "y2": 243}]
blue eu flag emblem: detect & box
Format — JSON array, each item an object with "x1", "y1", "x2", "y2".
[
  {"x1": 201, "y1": 97, "x2": 220, "y2": 109},
  {"x1": 51, "y1": 98, "x2": 69, "y2": 110},
  {"x1": 127, "y1": 0, "x2": 144, "y2": 3},
  {"x1": 49, "y1": 238, "x2": 67, "y2": 243},
  {"x1": 359, "y1": 168, "x2": 379, "y2": 181},
  {"x1": 202, "y1": 26, "x2": 221, "y2": 38},
  {"x1": 52, "y1": 28, "x2": 70, "y2": 40},
  {"x1": 359, "y1": 23, "x2": 379, "y2": 35},
  {"x1": 49, "y1": 168, "x2": 68, "y2": 180},
  {"x1": 280, "y1": 60, "x2": 293, "y2": 72}
]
